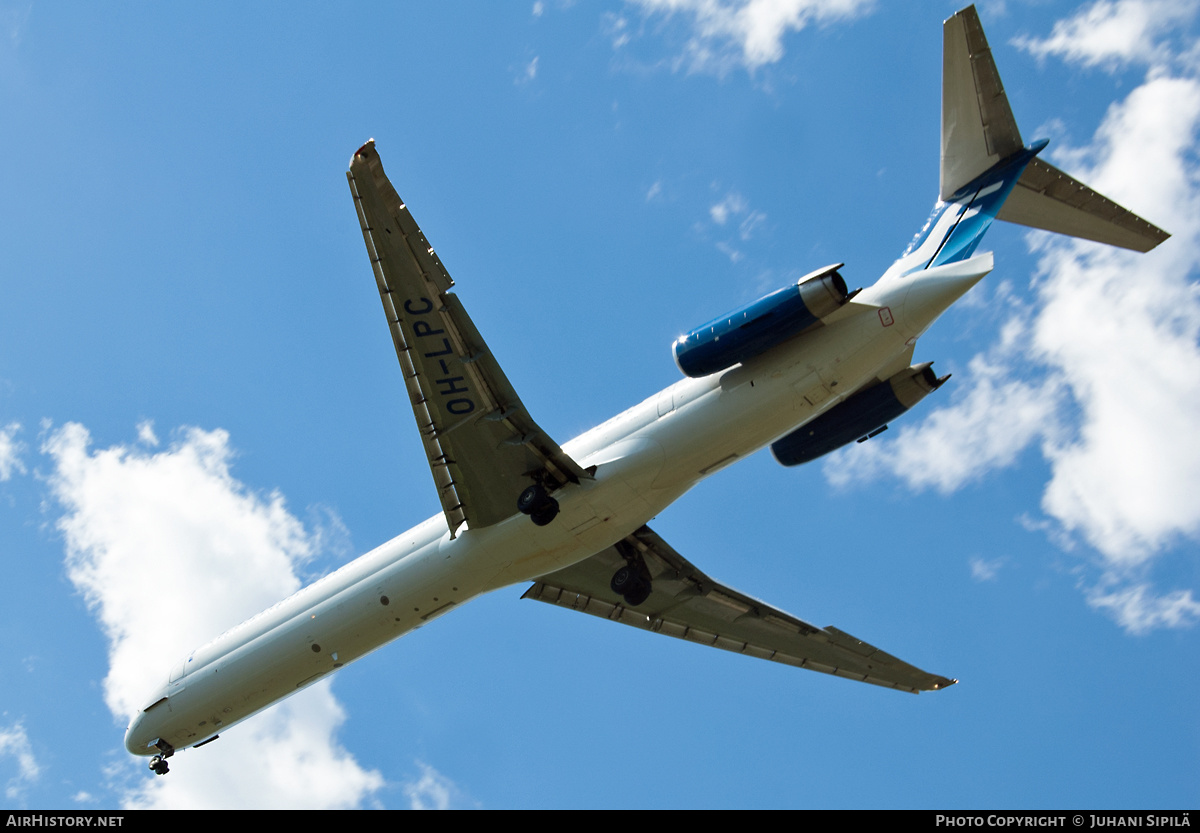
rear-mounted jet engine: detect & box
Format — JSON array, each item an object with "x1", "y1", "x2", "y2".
[
  {"x1": 771, "y1": 363, "x2": 950, "y2": 466},
  {"x1": 672, "y1": 264, "x2": 853, "y2": 378}
]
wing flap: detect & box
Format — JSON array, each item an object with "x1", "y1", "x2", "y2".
[
  {"x1": 525, "y1": 525, "x2": 956, "y2": 693},
  {"x1": 347, "y1": 141, "x2": 589, "y2": 535}
]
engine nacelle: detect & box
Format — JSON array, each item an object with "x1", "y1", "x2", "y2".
[
  {"x1": 771, "y1": 362, "x2": 949, "y2": 466},
  {"x1": 672, "y1": 264, "x2": 850, "y2": 378}
]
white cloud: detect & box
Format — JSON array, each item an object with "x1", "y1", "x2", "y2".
[
  {"x1": 1015, "y1": 0, "x2": 1198, "y2": 70},
  {"x1": 709, "y1": 191, "x2": 766, "y2": 238},
  {"x1": 42, "y1": 423, "x2": 383, "y2": 808},
  {"x1": 739, "y1": 209, "x2": 767, "y2": 241},
  {"x1": 520, "y1": 55, "x2": 539, "y2": 84},
  {"x1": 0, "y1": 422, "x2": 25, "y2": 481},
  {"x1": 970, "y1": 556, "x2": 1006, "y2": 582},
  {"x1": 716, "y1": 240, "x2": 744, "y2": 262},
  {"x1": 627, "y1": 0, "x2": 873, "y2": 74},
  {"x1": 710, "y1": 191, "x2": 747, "y2": 224},
  {"x1": 707, "y1": 190, "x2": 768, "y2": 261},
  {"x1": 1087, "y1": 583, "x2": 1200, "y2": 634},
  {"x1": 0, "y1": 722, "x2": 40, "y2": 802},
  {"x1": 606, "y1": 13, "x2": 633, "y2": 50},
  {"x1": 825, "y1": 335, "x2": 1060, "y2": 495},
  {"x1": 135, "y1": 420, "x2": 158, "y2": 447},
  {"x1": 1033, "y1": 75, "x2": 1200, "y2": 566},
  {"x1": 825, "y1": 17, "x2": 1200, "y2": 634},
  {"x1": 403, "y1": 761, "x2": 475, "y2": 810}
]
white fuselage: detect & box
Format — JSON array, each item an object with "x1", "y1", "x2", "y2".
[{"x1": 123, "y1": 253, "x2": 990, "y2": 758}]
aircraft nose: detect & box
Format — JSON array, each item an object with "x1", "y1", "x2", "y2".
[
  {"x1": 124, "y1": 708, "x2": 160, "y2": 757},
  {"x1": 124, "y1": 713, "x2": 145, "y2": 756}
]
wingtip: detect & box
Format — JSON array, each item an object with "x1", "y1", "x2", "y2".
[
  {"x1": 944, "y1": 4, "x2": 977, "y2": 26},
  {"x1": 350, "y1": 138, "x2": 376, "y2": 167}
]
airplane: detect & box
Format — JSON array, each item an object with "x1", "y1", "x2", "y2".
[{"x1": 124, "y1": 6, "x2": 1168, "y2": 776}]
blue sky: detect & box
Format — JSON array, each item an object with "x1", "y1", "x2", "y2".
[{"x1": 2, "y1": 0, "x2": 1198, "y2": 810}]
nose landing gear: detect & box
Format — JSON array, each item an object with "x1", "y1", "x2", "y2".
[{"x1": 148, "y1": 739, "x2": 174, "y2": 775}]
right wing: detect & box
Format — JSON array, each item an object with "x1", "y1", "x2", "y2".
[
  {"x1": 347, "y1": 141, "x2": 590, "y2": 536},
  {"x1": 524, "y1": 525, "x2": 956, "y2": 693}
]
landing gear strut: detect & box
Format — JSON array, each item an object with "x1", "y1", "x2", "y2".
[
  {"x1": 148, "y1": 739, "x2": 174, "y2": 775},
  {"x1": 517, "y1": 484, "x2": 559, "y2": 526}
]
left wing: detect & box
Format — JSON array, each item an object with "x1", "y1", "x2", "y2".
[
  {"x1": 347, "y1": 141, "x2": 589, "y2": 536},
  {"x1": 524, "y1": 525, "x2": 956, "y2": 693}
]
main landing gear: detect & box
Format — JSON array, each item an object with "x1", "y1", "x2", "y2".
[
  {"x1": 148, "y1": 739, "x2": 174, "y2": 775},
  {"x1": 610, "y1": 564, "x2": 652, "y2": 606},
  {"x1": 610, "y1": 539, "x2": 653, "y2": 607},
  {"x1": 517, "y1": 484, "x2": 559, "y2": 526}
]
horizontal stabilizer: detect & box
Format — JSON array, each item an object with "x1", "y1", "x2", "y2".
[{"x1": 996, "y1": 157, "x2": 1170, "y2": 252}]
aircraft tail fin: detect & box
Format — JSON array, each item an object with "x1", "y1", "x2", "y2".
[
  {"x1": 940, "y1": 5, "x2": 1023, "y2": 201},
  {"x1": 940, "y1": 6, "x2": 1168, "y2": 253}
]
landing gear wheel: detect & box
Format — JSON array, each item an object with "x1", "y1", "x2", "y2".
[
  {"x1": 611, "y1": 565, "x2": 636, "y2": 595},
  {"x1": 518, "y1": 484, "x2": 560, "y2": 525},
  {"x1": 149, "y1": 755, "x2": 169, "y2": 775},
  {"x1": 530, "y1": 501, "x2": 559, "y2": 526},
  {"x1": 517, "y1": 485, "x2": 547, "y2": 515},
  {"x1": 610, "y1": 566, "x2": 652, "y2": 606},
  {"x1": 623, "y1": 578, "x2": 652, "y2": 607}
]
